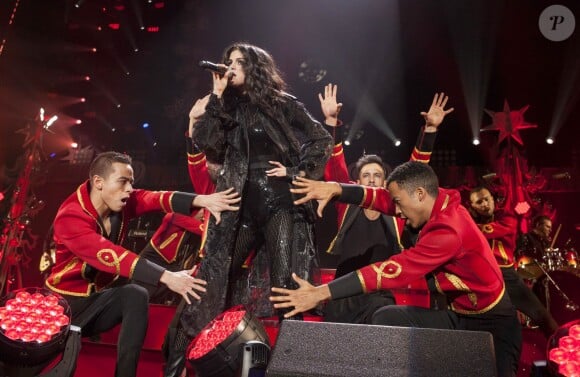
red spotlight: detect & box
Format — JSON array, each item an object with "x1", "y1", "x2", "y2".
[
  {"x1": 113, "y1": 5, "x2": 125, "y2": 11},
  {"x1": 91, "y1": 47, "x2": 97, "y2": 52},
  {"x1": 146, "y1": 26, "x2": 159, "y2": 32},
  {"x1": 108, "y1": 23, "x2": 120, "y2": 30},
  {"x1": 75, "y1": 120, "x2": 82, "y2": 125},
  {"x1": 547, "y1": 320, "x2": 580, "y2": 376},
  {"x1": 154, "y1": 2, "x2": 165, "y2": 9},
  {"x1": 0, "y1": 288, "x2": 71, "y2": 364},
  {"x1": 84, "y1": 76, "x2": 90, "y2": 81},
  {"x1": 71, "y1": 142, "x2": 78, "y2": 149},
  {"x1": 187, "y1": 306, "x2": 270, "y2": 377},
  {"x1": 0, "y1": 288, "x2": 81, "y2": 377},
  {"x1": 80, "y1": 98, "x2": 86, "y2": 103}
]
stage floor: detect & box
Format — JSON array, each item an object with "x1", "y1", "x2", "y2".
[{"x1": 71, "y1": 304, "x2": 549, "y2": 377}]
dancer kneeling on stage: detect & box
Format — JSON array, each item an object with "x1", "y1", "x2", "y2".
[{"x1": 270, "y1": 161, "x2": 522, "y2": 377}]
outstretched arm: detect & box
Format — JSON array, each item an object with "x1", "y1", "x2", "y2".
[
  {"x1": 191, "y1": 188, "x2": 241, "y2": 224},
  {"x1": 319, "y1": 83, "x2": 343, "y2": 127},
  {"x1": 421, "y1": 92, "x2": 454, "y2": 133}
]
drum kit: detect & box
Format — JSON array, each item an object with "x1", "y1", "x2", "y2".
[{"x1": 516, "y1": 227, "x2": 579, "y2": 325}]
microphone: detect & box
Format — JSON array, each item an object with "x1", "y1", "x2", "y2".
[{"x1": 198, "y1": 60, "x2": 227, "y2": 75}]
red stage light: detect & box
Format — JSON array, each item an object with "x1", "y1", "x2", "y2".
[
  {"x1": 108, "y1": 23, "x2": 120, "y2": 30},
  {"x1": 146, "y1": 26, "x2": 159, "y2": 32},
  {"x1": 548, "y1": 320, "x2": 580, "y2": 376},
  {"x1": 154, "y1": 2, "x2": 165, "y2": 9},
  {"x1": 114, "y1": 5, "x2": 125, "y2": 11},
  {"x1": 187, "y1": 306, "x2": 270, "y2": 377},
  {"x1": 0, "y1": 288, "x2": 70, "y2": 347},
  {"x1": 0, "y1": 288, "x2": 81, "y2": 377}
]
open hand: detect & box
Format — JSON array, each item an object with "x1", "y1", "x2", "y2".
[
  {"x1": 193, "y1": 188, "x2": 241, "y2": 224},
  {"x1": 421, "y1": 92, "x2": 454, "y2": 132},
  {"x1": 318, "y1": 83, "x2": 342, "y2": 126},
  {"x1": 270, "y1": 273, "x2": 328, "y2": 318},
  {"x1": 290, "y1": 177, "x2": 341, "y2": 217}
]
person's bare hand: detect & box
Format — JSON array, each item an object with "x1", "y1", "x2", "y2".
[
  {"x1": 160, "y1": 268, "x2": 207, "y2": 305},
  {"x1": 270, "y1": 273, "x2": 330, "y2": 318},
  {"x1": 318, "y1": 83, "x2": 342, "y2": 126},
  {"x1": 212, "y1": 68, "x2": 230, "y2": 97},
  {"x1": 192, "y1": 188, "x2": 241, "y2": 224},
  {"x1": 421, "y1": 92, "x2": 454, "y2": 132},
  {"x1": 290, "y1": 177, "x2": 341, "y2": 217},
  {"x1": 265, "y1": 161, "x2": 287, "y2": 177},
  {"x1": 188, "y1": 94, "x2": 211, "y2": 137}
]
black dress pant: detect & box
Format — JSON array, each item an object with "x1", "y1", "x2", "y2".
[
  {"x1": 65, "y1": 284, "x2": 150, "y2": 377},
  {"x1": 501, "y1": 266, "x2": 558, "y2": 337},
  {"x1": 371, "y1": 302, "x2": 521, "y2": 377}
]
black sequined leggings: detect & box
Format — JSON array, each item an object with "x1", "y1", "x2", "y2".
[{"x1": 230, "y1": 208, "x2": 296, "y2": 290}]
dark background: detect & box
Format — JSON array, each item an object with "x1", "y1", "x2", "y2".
[{"x1": 0, "y1": 0, "x2": 579, "y2": 287}]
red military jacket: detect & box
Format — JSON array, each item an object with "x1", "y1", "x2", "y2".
[
  {"x1": 329, "y1": 186, "x2": 505, "y2": 315},
  {"x1": 46, "y1": 181, "x2": 195, "y2": 296},
  {"x1": 323, "y1": 127, "x2": 436, "y2": 254},
  {"x1": 146, "y1": 142, "x2": 215, "y2": 263},
  {"x1": 478, "y1": 211, "x2": 518, "y2": 268}
]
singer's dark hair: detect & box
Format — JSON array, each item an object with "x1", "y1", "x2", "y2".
[{"x1": 221, "y1": 42, "x2": 288, "y2": 120}]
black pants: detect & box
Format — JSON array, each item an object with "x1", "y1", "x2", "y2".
[
  {"x1": 501, "y1": 266, "x2": 558, "y2": 337},
  {"x1": 324, "y1": 291, "x2": 396, "y2": 324},
  {"x1": 65, "y1": 284, "x2": 150, "y2": 377},
  {"x1": 371, "y1": 303, "x2": 521, "y2": 377}
]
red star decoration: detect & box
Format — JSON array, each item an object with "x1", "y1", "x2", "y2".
[{"x1": 481, "y1": 99, "x2": 537, "y2": 145}]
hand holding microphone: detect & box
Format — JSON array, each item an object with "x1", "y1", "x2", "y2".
[
  {"x1": 198, "y1": 60, "x2": 227, "y2": 75},
  {"x1": 199, "y1": 60, "x2": 232, "y2": 97}
]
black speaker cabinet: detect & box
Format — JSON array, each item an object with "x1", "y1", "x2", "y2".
[{"x1": 266, "y1": 320, "x2": 496, "y2": 377}]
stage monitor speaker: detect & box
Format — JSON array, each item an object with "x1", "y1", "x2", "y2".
[{"x1": 265, "y1": 320, "x2": 496, "y2": 377}]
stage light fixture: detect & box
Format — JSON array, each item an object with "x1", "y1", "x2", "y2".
[
  {"x1": 547, "y1": 319, "x2": 580, "y2": 377},
  {"x1": 546, "y1": 137, "x2": 555, "y2": 144},
  {"x1": 142, "y1": 123, "x2": 149, "y2": 129},
  {"x1": 70, "y1": 143, "x2": 78, "y2": 149},
  {"x1": 80, "y1": 98, "x2": 86, "y2": 103},
  {"x1": 0, "y1": 287, "x2": 81, "y2": 377},
  {"x1": 187, "y1": 306, "x2": 270, "y2": 377},
  {"x1": 472, "y1": 138, "x2": 480, "y2": 145},
  {"x1": 393, "y1": 139, "x2": 401, "y2": 147},
  {"x1": 75, "y1": 120, "x2": 82, "y2": 125},
  {"x1": 344, "y1": 140, "x2": 351, "y2": 146},
  {"x1": 84, "y1": 76, "x2": 90, "y2": 81}
]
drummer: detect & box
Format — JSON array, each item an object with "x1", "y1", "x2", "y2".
[
  {"x1": 469, "y1": 187, "x2": 558, "y2": 338},
  {"x1": 516, "y1": 215, "x2": 553, "y2": 262}
]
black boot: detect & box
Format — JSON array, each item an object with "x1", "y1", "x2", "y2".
[{"x1": 163, "y1": 327, "x2": 191, "y2": 377}]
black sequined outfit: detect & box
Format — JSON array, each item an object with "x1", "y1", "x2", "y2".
[{"x1": 183, "y1": 93, "x2": 332, "y2": 337}]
